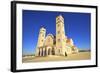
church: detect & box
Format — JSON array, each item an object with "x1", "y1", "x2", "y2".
[{"x1": 35, "y1": 15, "x2": 78, "y2": 56}]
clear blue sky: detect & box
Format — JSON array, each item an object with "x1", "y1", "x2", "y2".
[{"x1": 22, "y1": 10, "x2": 91, "y2": 55}]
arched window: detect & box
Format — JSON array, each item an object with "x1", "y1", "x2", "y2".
[
  {"x1": 58, "y1": 39, "x2": 60, "y2": 42},
  {"x1": 58, "y1": 31, "x2": 60, "y2": 34},
  {"x1": 57, "y1": 24, "x2": 60, "y2": 27}
]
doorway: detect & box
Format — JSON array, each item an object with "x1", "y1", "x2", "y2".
[{"x1": 65, "y1": 52, "x2": 67, "y2": 56}]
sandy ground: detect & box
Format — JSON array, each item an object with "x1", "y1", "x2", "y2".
[{"x1": 22, "y1": 52, "x2": 91, "y2": 63}]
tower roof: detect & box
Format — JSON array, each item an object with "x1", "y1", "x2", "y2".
[
  {"x1": 40, "y1": 26, "x2": 46, "y2": 31},
  {"x1": 56, "y1": 14, "x2": 64, "y2": 21},
  {"x1": 56, "y1": 14, "x2": 63, "y2": 18}
]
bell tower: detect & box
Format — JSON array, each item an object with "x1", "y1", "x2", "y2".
[
  {"x1": 35, "y1": 27, "x2": 46, "y2": 56},
  {"x1": 56, "y1": 15, "x2": 66, "y2": 56},
  {"x1": 37, "y1": 27, "x2": 46, "y2": 47}
]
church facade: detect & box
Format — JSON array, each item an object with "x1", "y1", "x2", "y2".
[{"x1": 35, "y1": 15, "x2": 78, "y2": 56}]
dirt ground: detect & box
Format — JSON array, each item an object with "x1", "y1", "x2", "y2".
[{"x1": 22, "y1": 52, "x2": 91, "y2": 63}]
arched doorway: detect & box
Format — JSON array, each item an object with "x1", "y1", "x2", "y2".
[
  {"x1": 41, "y1": 48, "x2": 43, "y2": 56},
  {"x1": 48, "y1": 49, "x2": 50, "y2": 55},
  {"x1": 65, "y1": 52, "x2": 67, "y2": 56},
  {"x1": 44, "y1": 48, "x2": 46, "y2": 56},
  {"x1": 38, "y1": 50, "x2": 40, "y2": 56},
  {"x1": 52, "y1": 48, "x2": 55, "y2": 55}
]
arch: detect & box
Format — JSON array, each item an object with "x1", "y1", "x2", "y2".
[
  {"x1": 65, "y1": 52, "x2": 67, "y2": 56},
  {"x1": 38, "y1": 48, "x2": 41, "y2": 56},
  {"x1": 48, "y1": 49, "x2": 50, "y2": 55},
  {"x1": 40, "y1": 48, "x2": 43, "y2": 56},
  {"x1": 38, "y1": 49, "x2": 40, "y2": 56},
  {"x1": 52, "y1": 48, "x2": 55, "y2": 55},
  {"x1": 44, "y1": 48, "x2": 47, "y2": 56},
  {"x1": 43, "y1": 48, "x2": 46, "y2": 56}
]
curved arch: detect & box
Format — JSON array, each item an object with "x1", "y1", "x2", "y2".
[
  {"x1": 47, "y1": 34, "x2": 54, "y2": 39},
  {"x1": 52, "y1": 48, "x2": 55, "y2": 55},
  {"x1": 48, "y1": 49, "x2": 50, "y2": 55},
  {"x1": 38, "y1": 49, "x2": 40, "y2": 56},
  {"x1": 65, "y1": 52, "x2": 67, "y2": 56},
  {"x1": 41, "y1": 48, "x2": 43, "y2": 56}
]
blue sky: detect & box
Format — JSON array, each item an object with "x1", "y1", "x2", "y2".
[{"x1": 22, "y1": 10, "x2": 91, "y2": 55}]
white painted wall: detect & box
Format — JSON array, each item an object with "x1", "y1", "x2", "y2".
[{"x1": 0, "y1": 0, "x2": 99, "y2": 73}]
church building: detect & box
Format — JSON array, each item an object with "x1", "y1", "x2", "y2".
[{"x1": 35, "y1": 15, "x2": 78, "y2": 56}]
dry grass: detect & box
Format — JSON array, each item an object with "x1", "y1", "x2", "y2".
[{"x1": 22, "y1": 52, "x2": 91, "y2": 63}]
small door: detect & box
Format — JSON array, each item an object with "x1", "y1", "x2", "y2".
[{"x1": 65, "y1": 52, "x2": 67, "y2": 56}]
